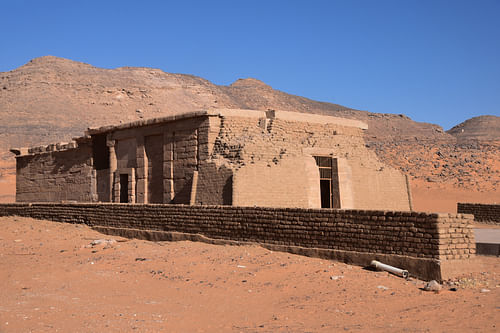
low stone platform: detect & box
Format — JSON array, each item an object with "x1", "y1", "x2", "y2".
[{"x1": 474, "y1": 228, "x2": 500, "y2": 256}]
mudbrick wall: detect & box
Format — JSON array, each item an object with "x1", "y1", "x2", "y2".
[
  {"x1": 457, "y1": 203, "x2": 500, "y2": 224},
  {"x1": 0, "y1": 203, "x2": 475, "y2": 281}
]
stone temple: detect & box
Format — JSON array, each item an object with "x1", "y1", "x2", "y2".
[{"x1": 10, "y1": 109, "x2": 412, "y2": 210}]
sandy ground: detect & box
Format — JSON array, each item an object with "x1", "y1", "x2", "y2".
[
  {"x1": 411, "y1": 180, "x2": 498, "y2": 213},
  {"x1": 0, "y1": 217, "x2": 499, "y2": 332}
]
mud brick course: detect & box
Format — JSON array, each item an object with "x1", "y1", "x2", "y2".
[
  {"x1": 458, "y1": 203, "x2": 500, "y2": 225},
  {"x1": 0, "y1": 203, "x2": 475, "y2": 280}
]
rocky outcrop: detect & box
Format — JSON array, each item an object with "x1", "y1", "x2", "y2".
[{"x1": 447, "y1": 115, "x2": 500, "y2": 142}]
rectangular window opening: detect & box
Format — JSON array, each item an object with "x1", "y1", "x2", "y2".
[{"x1": 314, "y1": 156, "x2": 341, "y2": 209}]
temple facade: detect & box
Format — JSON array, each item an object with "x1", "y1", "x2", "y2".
[{"x1": 11, "y1": 109, "x2": 412, "y2": 210}]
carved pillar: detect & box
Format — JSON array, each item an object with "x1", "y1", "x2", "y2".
[
  {"x1": 136, "y1": 136, "x2": 146, "y2": 203},
  {"x1": 128, "y1": 168, "x2": 136, "y2": 203},
  {"x1": 107, "y1": 139, "x2": 117, "y2": 202},
  {"x1": 163, "y1": 131, "x2": 175, "y2": 203}
]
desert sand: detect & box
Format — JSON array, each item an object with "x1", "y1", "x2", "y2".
[
  {"x1": 1, "y1": 216, "x2": 498, "y2": 332},
  {"x1": 411, "y1": 180, "x2": 499, "y2": 213}
]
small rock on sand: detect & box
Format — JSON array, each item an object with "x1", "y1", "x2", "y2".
[
  {"x1": 91, "y1": 239, "x2": 116, "y2": 246},
  {"x1": 424, "y1": 280, "x2": 442, "y2": 292},
  {"x1": 330, "y1": 275, "x2": 344, "y2": 280}
]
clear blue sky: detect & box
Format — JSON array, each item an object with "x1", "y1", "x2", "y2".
[{"x1": 1, "y1": 0, "x2": 499, "y2": 130}]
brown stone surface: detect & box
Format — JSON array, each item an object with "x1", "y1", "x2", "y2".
[{"x1": 0, "y1": 216, "x2": 498, "y2": 332}]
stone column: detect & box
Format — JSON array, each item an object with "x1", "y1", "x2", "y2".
[
  {"x1": 189, "y1": 170, "x2": 198, "y2": 205},
  {"x1": 90, "y1": 169, "x2": 98, "y2": 202},
  {"x1": 129, "y1": 168, "x2": 136, "y2": 203},
  {"x1": 107, "y1": 139, "x2": 117, "y2": 202},
  {"x1": 163, "y1": 132, "x2": 175, "y2": 203},
  {"x1": 135, "y1": 136, "x2": 147, "y2": 203}
]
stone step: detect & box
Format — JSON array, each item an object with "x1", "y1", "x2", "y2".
[{"x1": 474, "y1": 228, "x2": 500, "y2": 256}]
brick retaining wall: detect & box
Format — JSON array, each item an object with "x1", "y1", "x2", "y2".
[
  {"x1": 0, "y1": 203, "x2": 475, "y2": 281},
  {"x1": 457, "y1": 203, "x2": 500, "y2": 225}
]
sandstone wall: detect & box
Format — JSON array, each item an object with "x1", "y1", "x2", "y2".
[
  {"x1": 194, "y1": 162, "x2": 233, "y2": 205},
  {"x1": 104, "y1": 117, "x2": 213, "y2": 204},
  {"x1": 212, "y1": 114, "x2": 411, "y2": 210},
  {"x1": 0, "y1": 203, "x2": 475, "y2": 281},
  {"x1": 348, "y1": 166, "x2": 412, "y2": 210},
  {"x1": 88, "y1": 114, "x2": 232, "y2": 205},
  {"x1": 13, "y1": 110, "x2": 412, "y2": 209},
  {"x1": 213, "y1": 115, "x2": 367, "y2": 165},
  {"x1": 232, "y1": 156, "x2": 320, "y2": 208},
  {"x1": 457, "y1": 203, "x2": 500, "y2": 225},
  {"x1": 14, "y1": 145, "x2": 93, "y2": 202}
]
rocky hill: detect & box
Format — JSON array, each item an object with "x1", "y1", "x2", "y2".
[
  {"x1": 0, "y1": 56, "x2": 498, "y2": 198},
  {"x1": 447, "y1": 115, "x2": 500, "y2": 142},
  {"x1": 0, "y1": 56, "x2": 453, "y2": 149}
]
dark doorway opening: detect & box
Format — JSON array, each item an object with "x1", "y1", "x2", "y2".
[
  {"x1": 314, "y1": 156, "x2": 341, "y2": 209},
  {"x1": 320, "y1": 179, "x2": 332, "y2": 208},
  {"x1": 92, "y1": 134, "x2": 111, "y2": 202},
  {"x1": 120, "y1": 174, "x2": 128, "y2": 203},
  {"x1": 91, "y1": 134, "x2": 110, "y2": 170}
]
